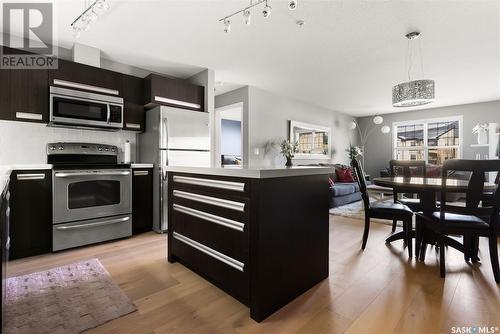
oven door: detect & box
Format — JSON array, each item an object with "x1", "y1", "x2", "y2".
[{"x1": 53, "y1": 169, "x2": 132, "y2": 224}]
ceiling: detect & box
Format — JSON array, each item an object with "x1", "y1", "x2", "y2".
[{"x1": 5, "y1": 0, "x2": 500, "y2": 117}]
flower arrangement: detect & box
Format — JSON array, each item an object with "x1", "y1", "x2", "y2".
[
  {"x1": 346, "y1": 144, "x2": 363, "y2": 162},
  {"x1": 280, "y1": 139, "x2": 298, "y2": 167}
]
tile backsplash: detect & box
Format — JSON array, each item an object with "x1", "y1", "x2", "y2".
[{"x1": 0, "y1": 120, "x2": 137, "y2": 165}]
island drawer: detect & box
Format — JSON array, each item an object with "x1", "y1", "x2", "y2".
[
  {"x1": 172, "y1": 204, "x2": 248, "y2": 262},
  {"x1": 171, "y1": 173, "x2": 250, "y2": 199},
  {"x1": 172, "y1": 232, "x2": 249, "y2": 304}
]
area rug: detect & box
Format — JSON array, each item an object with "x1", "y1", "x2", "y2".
[
  {"x1": 5, "y1": 259, "x2": 137, "y2": 334},
  {"x1": 329, "y1": 200, "x2": 396, "y2": 226}
]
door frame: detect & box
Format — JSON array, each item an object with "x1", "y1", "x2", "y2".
[{"x1": 214, "y1": 102, "x2": 244, "y2": 167}]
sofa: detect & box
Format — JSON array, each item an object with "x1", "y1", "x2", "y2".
[{"x1": 303, "y1": 163, "x2": 363, "y2": 208}]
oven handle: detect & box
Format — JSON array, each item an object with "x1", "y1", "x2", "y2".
[
  {"x1": 54, "y1": 216, "x2": 130, "y2": 231},
  {"x1": 55, "y1": 171, "x2": 131, "y2": 178}
]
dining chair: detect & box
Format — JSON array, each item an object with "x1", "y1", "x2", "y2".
[
  {"x1": 389, "y1": 160, "x2": 427, "y2": 232},
  {"x1": 352, "y1": 158, "x2": 414, "y2": 257},
  {"x1": 415, "y1": 159, "x2": 500, "y2": 282}
]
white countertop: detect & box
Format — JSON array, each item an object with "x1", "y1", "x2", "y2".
[
  {"x1": 10, "y1": 164, "x2": 53, "y2": 170},
  {"x1": 131, "y1": 163, "x2": 154, "y2": 169},
  {"x1": 164, "y1": 166, "x2": 332, "y2": 179}
]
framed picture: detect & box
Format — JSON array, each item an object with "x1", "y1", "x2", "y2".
[{"x1": 289, "y1": 121, "x2": 331, "y2": 159}]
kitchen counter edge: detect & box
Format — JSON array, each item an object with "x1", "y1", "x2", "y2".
[{"x1": 165, "y1": 166, "x2": 332, "y2": 179}]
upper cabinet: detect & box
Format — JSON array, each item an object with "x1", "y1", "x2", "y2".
[
  {"x1": 144, "y1": 74, "x2": 205, "y2": 112},
  {"x1": 48, "y1": 59, "x2": 123, "y2": 96},
  {"x1": 0, "y1": 47, "x2": 48, "y2": 123},
  {"x1": 122, "y1": 74, "x2": 145, "y2": 132}
]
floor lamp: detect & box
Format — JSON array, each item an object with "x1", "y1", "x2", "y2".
[{"x1": 350, "y1": 116, "x2": 391, "y2": 168}]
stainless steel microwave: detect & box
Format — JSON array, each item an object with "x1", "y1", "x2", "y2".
[{"x1": 49, "y1": 86, "x2": 124, "y2": 130}]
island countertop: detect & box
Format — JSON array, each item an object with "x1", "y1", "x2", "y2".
[{"x1": 164, "y1": 165, "x2": 332, "y2": 178}]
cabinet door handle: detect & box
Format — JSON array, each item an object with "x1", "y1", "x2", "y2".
[
  {"x1": 17, "y1": 173, "x2": 46, "y2": 180},
  {"x1": 53, "y1": 79, "x2": 119, "y2": 96},
  {"x1": 173, "y1": 204, "x2": 245, "y2": 232},
  {"x1": 133, "y1": 170, "x2": 149, "y2": 176},
  {"x1": 173, "y1": 232, "x2": 244, "y2": 272},
  {"x1": 15, "y1": 112, "x2": 43, "y2": 121},
  {"x1": 173, "y1": 176, "x2": 245, "y2": 192},
  {"x1": 173, "y1": 190, "x2": 245, "y2": 212},
  {"x1": 126, "y1": 123, "x2": 141, "y2": 130},
  {"x1": 154, "y1": 96, "x2": 201, "y2": 110}
]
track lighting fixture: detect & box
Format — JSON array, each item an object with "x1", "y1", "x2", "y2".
[
  {"x1": 71, "y1": 0, "x2": 110, "y2": 38},
  {"x1": 262, "y1": 1, "x2": 271, "y2": 18},
  {"x1": 243, "y1": 9, "x2": 251, "y2": 25},
  {"x1": 223, "y1": 19, "x2": 231, "y2": 33},
  {"x1": 288, "y1": 0, "x2": 297, "y2": 10}
]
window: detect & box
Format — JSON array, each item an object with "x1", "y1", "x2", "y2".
[{"x1": 393, "y1": 117, "x2": 462, "y2": 165}]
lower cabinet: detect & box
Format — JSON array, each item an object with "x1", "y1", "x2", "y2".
[
  {"x1": 9, "y1": 170, "x2": 52, "y2": 259},
  {"x1": 132, "y1": 168, "x2": 153, "y2": 234}
]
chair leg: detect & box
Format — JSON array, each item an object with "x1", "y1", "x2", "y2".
[
  {"x1": 406, "y1": 219, "x2": 413, "y2": 258},
  {"x1": 392, "y1": 219, "x2": 397, "y2": 233},
  {"x1": 471, "y1": 236, "x2": 480, "y2": 263},
  {"x1": 362, "y1": 215, "x2": 370, "y2": 250},
  {"x1": 463, "y1": 235, "x2": 471, "y2": 263},
  {"x1": 415, "y1": 217, "x2": 422, "y2": 259},
  {"x1": 439, "y1": 236, "x2": 446, "y2": 278},
  {"x1": 488, "y1": 234, "x2": 500, "y2": 283}
]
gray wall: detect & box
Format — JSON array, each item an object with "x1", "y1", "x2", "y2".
[
  {"x1": 357, "y1": 100, "x2": 500, "y2": 177},
  {"x1": 216, "y1": 86, "x2": 357, "y2": 168}
]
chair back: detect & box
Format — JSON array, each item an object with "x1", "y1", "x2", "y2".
[
  {"x1": 389, "y1": 160, "x2": 426, "y2": 178},
  {"x1": 351, "y1": 158, "x2": 370, "y2": 210},
  {"x1": 440, "y1": 159, "x2": 500, "y2": 227}
]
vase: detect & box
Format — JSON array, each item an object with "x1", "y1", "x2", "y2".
[
  {"x1": 285, "y1": 157, "x2": 293, "y2": 167},
  {"x1": 477, "y1": 131, "x2": 488, "y2": 145}
]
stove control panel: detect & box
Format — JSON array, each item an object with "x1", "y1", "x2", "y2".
[{"x1": 47, "y1": 143, "x2": 118, "y2": 156}]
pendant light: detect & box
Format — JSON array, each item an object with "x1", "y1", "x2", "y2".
[{"x1": 392, "y1": 31, "x2": 435, "y2": 107}]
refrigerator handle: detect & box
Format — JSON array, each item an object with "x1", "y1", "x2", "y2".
[{"x1": 161, "y1": 117, "x2": 168, "y2": 149}]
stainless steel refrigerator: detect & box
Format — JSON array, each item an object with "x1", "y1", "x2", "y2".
[{"x1": 139, "y1": 106, "x2": 210, "y2": 233}]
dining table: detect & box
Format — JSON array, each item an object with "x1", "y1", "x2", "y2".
[{"x1": 372, "y1": 176, "x2": 497, "y2": 258}]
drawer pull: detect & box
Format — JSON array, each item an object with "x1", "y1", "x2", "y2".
[
  {"x1": 55, "y1": 216, "x2": 130, "y2": 231},
  {"x1": 16, "y1": 173, "x2": 46, "y2": 180},
  {"x1": 133, "y1": 170, "x2": 149, "y2": 176},
  {"x1": 173, "y1": 190, "x2": 245, "y2": 212},
  {"x1": 15, "y1": 112, "x2": 43, "y2": 121},
  {"x1": 173, "y1": 176, "x2": 245, "y2": 192},
  {"x1": 173, "y1": 204, "x2": 244, "y2": 232},
  {"x1": 173, "y1": 232, "x2": 244, "y2": 272},
  {"x1": 126, "y1": 123, "x2": 141, "y2": 130}
]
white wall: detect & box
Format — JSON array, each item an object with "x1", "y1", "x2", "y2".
[
  {"x1": 0, "y1": 120, "x2": 137, "y2": 165},
  {"x1": 215, "y1": 86, "x2": 357, "y2": 168}
]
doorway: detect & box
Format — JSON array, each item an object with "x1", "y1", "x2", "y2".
[{"x1": 215, "y1": 103, "x2": 243, "y2": 167}]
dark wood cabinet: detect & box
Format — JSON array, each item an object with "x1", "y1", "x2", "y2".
[
  {"x1": 9, "y1": 170, "x2": 52, "y2": 259},
  {"x1": 122, "y1": 74, "x2": 145, "y2": 132},
  {"x1": 144, "y1": 74, "x2": 204, "y2": 112},
  {"x1": 48, "y1": 59, "x2": 123, "y2": 96},
  {"x1": 132, "y1": 168, "x2": 153, "y2": 234},
  {"x1": 10, "y1": 68, "x2": 48, "y2": 123},
  {"x1": 0, "y1": 47, "x2": 48, "y2": 123}
]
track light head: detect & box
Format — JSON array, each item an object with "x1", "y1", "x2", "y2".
[
  {"x1": 263, "y1": 4, "x2": 272, "y2": 18},
  {"x1": 223, "y1": 19, "x2": 231, "y2": 33},
  {"x1": 243, "y1": 9, "x2": 251, "y2": 25},
  {"x1": 288, "y1": 0, "x2": 297, "y2": 10}
]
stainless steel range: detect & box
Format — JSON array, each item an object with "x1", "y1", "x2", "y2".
[{"x1": 48, "y1": 143, "x2": 132, "y2": 251}]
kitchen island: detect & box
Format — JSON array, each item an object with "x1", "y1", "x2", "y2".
[{"x1": 166, "y1": 166, "x2": 331, "y2": 322}]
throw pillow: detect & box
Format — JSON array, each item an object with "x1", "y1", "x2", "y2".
[
  {"x1": 328, "y1": 177, "x2": 335, "y2": 187},
  {"x1": 336, "y1": 167, "x2": 355, "y2": 183}
]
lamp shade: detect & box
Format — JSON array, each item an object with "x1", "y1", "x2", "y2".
[{"x1": 392, "y1": 79, "x2": 435, "y2": 107}]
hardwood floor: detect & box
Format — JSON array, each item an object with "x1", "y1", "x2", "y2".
[{"x1": 7, "y1": 216, "x2": 500, "y2": 334}]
